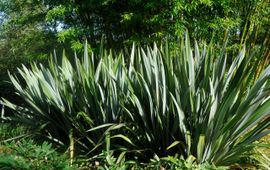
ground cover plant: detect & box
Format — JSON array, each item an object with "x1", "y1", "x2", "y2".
[
  {"x1": 1, "y1": 33, "x2": 270, "y2": 168},
  {"x1": 0, "y1": 139, "x2": 72, "y2": 170},
  {"x1": 0, "y1": 122, "x2": 74, "y2": 169}
]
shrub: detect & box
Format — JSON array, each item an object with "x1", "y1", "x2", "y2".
[{"x1": 2, "y1": 33, "x2": 270, "y2": 166}]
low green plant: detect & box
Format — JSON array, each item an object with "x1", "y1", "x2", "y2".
[
  {"x1": 145, "y1": 155, "x2": 228, "y2": 170},
  {"x1": 83, "y1": 151, "x2": 137, "y2": 170},
  {"x1": 77, "y1": 152, "x2": 228, "y2": 170},
  {"x1": 2, "y1": 33, "x2": 270, "y2": 167},
  {"x1": 0, "y1": 139, "x2": 72, "y2": 170},
  {"x1": 0, "y1": 123, "x2": 29, "y2": 142}
]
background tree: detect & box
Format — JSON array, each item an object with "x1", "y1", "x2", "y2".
[
  {"x1": 0, "y1": 0, "x2": 58, "y2": 105},
  {"x1": 1, "y1": 0, "x2": 269, "y2": 54},
  {"x1": 43, "y1": 0, "x2": 269, "y2": 48},
  {"x1": 0, "y1": 0, "x2": 71, "y2": 73},
  {"x1": 0, "y1": 0, "x2": 269, "y2": 77}
]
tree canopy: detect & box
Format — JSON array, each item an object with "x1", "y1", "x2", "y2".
[{"x1": 0, "y1": 0, "x2": 269, "y2": 69}]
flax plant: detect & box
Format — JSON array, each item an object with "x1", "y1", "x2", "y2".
[
  {"x1": 2, "y1": 33, "x2": 270, "y2": 166},
  {"x1": 122, "y1": 34, "x2": 270, "y2": 165},
  {"x1": 1, "y1": 44, "x2": 129, "y2": 157}
]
